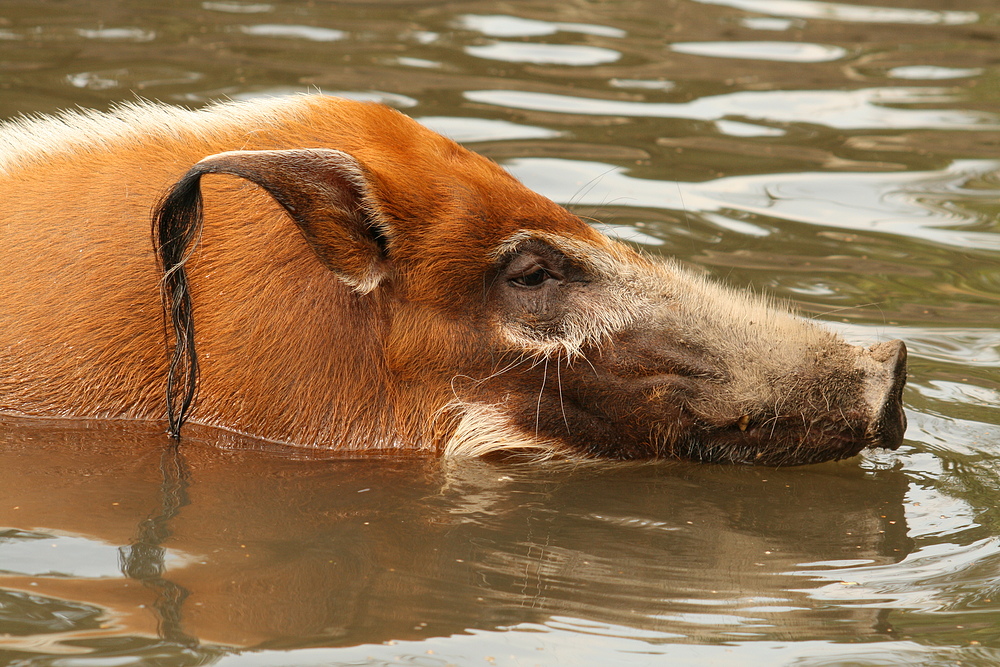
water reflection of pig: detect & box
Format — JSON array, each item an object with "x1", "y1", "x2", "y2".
[
  {"x1": 0, "y1": 421, "x2": 912, "y2": 652},
  {"x1": 0, "y1": 95, "x2": 907, "y2": 464}
]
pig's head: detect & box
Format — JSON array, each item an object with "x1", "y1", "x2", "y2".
[
  {"x1": 154, "y1": 110, "x2": 906, "y2": 466},
  {"x1": 449, "y1": 229, "x2": 907, "y2": 465}
]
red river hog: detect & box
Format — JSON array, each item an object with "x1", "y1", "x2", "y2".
[{"x1": 0, "y1": 94, "x2": 907, "y2": 464}]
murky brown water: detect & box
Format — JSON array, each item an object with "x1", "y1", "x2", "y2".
[{"x1": 2, "y1": 0, "x2": 1000, "y2": 665}]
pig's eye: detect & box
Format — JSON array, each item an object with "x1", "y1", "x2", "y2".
[
  {"x1": 500, "y1": 247, "x2": 565, "y2": 290},
  {"x1": 511, "y1": 267, "x2": 551, "y2": 288}
]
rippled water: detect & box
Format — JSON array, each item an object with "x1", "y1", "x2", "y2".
[{"x1": 1, "y1": 0, "x2": 999, "y2": 665}]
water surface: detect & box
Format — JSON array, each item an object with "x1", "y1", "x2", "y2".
[{"x1": 1, "y1": 0, "x2": 999, "y2": 664}]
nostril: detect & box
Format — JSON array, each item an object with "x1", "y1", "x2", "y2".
[{"x1": 868, "y1": 339, "x2": 908, "y2": 450}]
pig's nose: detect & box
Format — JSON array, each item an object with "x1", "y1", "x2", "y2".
[{"x1": 866, "y1": 339, "x2": 908, "y2": 450}]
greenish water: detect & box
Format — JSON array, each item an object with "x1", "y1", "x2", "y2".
[{"x1": 1, "y1": 0, "x2": 999, "y2": 664}]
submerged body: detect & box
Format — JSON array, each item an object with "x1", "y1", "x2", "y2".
[{"x1": 0, "y1": 95, "x2": 906, "y2": 464}]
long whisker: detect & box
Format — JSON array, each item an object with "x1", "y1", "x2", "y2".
[
  {"x1": 807, "y1": 301, "x2": 886, "y2": 321},
  {"x1": 482, "y1": 357, "x2": 531, "y2": 383},
  {"x1": 557, "y1": 351, "x2": 570, "y2": 434},
  {"x1": 577, "y1": 350, "x2": 600, "y2": 378},
  {"x1": 535, "y1": 357, "x2": 549, "y2": 437},
  {"x1": 449, "y1": 357, "x2": 531, "y2": 401},
  {"x1": 567, "y1": 166, "x2": 619, "y2": 208}
]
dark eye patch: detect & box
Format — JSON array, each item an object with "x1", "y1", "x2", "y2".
[
  {"x1": 501, "y1": 245, "x2": 564, "y2": 289},
  {"x1": 488, "y1": 237, "x2": 593, "y2": 304},
  {"x1": 511, "y1": 266, "x2": 551, "y2": 288}
]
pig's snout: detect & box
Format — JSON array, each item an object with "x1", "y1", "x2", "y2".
[{"x1": 863, "y1": 339, "x2": 908, "y2": 451}]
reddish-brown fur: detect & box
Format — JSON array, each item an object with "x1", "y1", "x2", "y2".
[
  {"x1": 0, "y1": 95, "x2": 906, "y2": 463},
  {"x1": 0, "y1": 96, "x2": 603, "y2": 450}
]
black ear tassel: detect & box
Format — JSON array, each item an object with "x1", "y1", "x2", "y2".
[{"x1": 152, "y1": 167, "x2": 206, "y2": 438}]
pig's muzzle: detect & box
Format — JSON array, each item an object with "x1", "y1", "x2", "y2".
[{"x1": 863, "y1": 339, "x2": 908, "y2": 451}]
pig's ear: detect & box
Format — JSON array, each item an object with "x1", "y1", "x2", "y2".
[
  {"x1": 151, "y1": 148, "x2": 389, "y2": 439},
  {"x1": 155, "y1": 148, "x2": 389, "y2": 294}
]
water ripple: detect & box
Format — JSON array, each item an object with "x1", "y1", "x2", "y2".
[
  {"x1": 75, "y1": 27, "x2": 155, "y2": 42},
  {"x1": 202, "y1": 1, "x2": 273, "y2": 12},
  {"x1": 0, "y1": 530, "x2": 123, "y2": 578},
  {"x1": 789, "y1": 537, "x2": 1000, "y2": 612},
  {"x1": 692, "y1": 0, "x2": 978, "y2": 25},
  {"x1": 505, "y1": 157, "x2": 1000, "y2": 250},
  {"x1": 465, "y1": 42, "x2": 621, "y2": 66},
  {"x1": 466, "y1": 88, "x2": 998, "y2": 130},
  {"x1": 671, "y1": 41, "x2": 847, "y2": 63},
  {"x1": 457, "y1": 14, "x2": 626, "y2": 38},
  {"x1": 418, "y1": 116, "x2": 561, "y2": 143},
  {"x1": 239, "y1": 24, "x2": 346, "y2": 42},
  {"x1": 889, "y1": 66, "x2": 984, "y2": 80}
]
